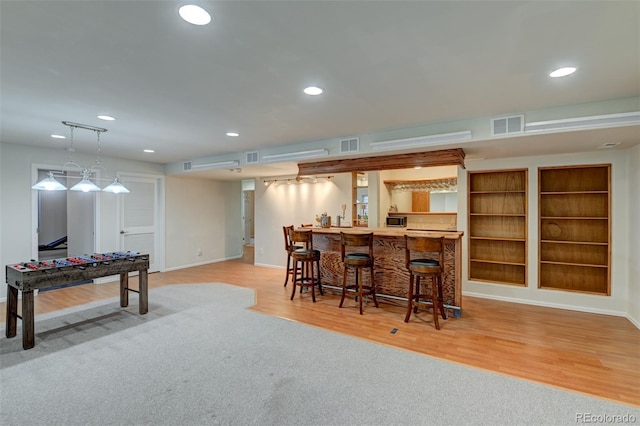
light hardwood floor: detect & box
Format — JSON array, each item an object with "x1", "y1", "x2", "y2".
[{"x1": 2, "y1": 259, "x2": 639, "y2": 407}]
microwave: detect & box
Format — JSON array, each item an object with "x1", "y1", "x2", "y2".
[{"x1": 386, "y1": 216, "x2": 407, "y2": 227}]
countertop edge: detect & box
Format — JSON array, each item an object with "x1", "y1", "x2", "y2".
[{"x1": 304, "y1": 227, "x2": 464, "y2": 239}]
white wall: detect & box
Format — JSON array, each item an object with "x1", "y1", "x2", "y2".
[
  {"x1": 164, "y1": 175, "x2": 243, "y2": 270},
  {"x1": 0, "y1": 142, "x2": 165, "y2": 298},
  {"x1": 460, "y1": 148, "x2": 631, "y2": 317},
  {"x1": 628, "y1": 144, "x2": 640, "y2": 327},
  {"x1": 253, "y1": 173, "x2": 352, "y2": 268}
]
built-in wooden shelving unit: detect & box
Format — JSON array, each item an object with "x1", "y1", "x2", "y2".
[
  {"x1": 468, "y1": 169, "x2": 527, "y2": 285},
  {"x1": 538, "y1": 164, "x2": 611, "y2": 295}
]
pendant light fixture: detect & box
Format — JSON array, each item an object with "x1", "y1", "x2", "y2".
[
  {"x1": 31, "y1": 121, "x2": 130, "y2": 194},
  {"x1": 31, "y1": 171, "x2": 68, "y2": 191},
  {"x1": 102, "y1": 177, "x2": 130, "y2": 194}
]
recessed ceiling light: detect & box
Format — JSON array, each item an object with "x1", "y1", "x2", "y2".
[
  {"x1": 51, "y1": 134, "x2": 66, "y2": 139},
  {"x1": 179, "y1": 5, "x2": 212, "y2": 25},
  {"x1": 549, "y1": 67, "x2": 577, "y2": 78},
  {"x1": 143, "y1": 149, "x2": 155, "y2": 153},
  {"x1": 599, "y1": 142, "x2": 621, "y2": 149},
  {"x1": 226, "y1": 132, "x2": 239, "y2": 137},
  {"x1": 304, "y1": 86, "x2": 323, "y2": 96},
  {"x1": 97, "y1": 115, "x2": 116, "y2": 121}
]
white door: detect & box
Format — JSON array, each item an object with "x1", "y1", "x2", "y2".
[{"x1": 119, "y1": 175, "x2": 159, "y2": 272}]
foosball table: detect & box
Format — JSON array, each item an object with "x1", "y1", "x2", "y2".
[{"x1": 5, "y1": 251, "x2": 149, "y2": 349}]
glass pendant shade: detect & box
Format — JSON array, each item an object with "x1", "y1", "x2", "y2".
[
  {"x1": 32, "y1": 171, "x2": 67, "y2": 191},
  {"x1": 70, "y1": 178, "x2": 101, "y2": 192},
  {"x1": 102, "y1": 178, "x2": 130, "y2": 193},
  {"x1": 70, "y1": 170, "x2": 101, "y2": 192}
]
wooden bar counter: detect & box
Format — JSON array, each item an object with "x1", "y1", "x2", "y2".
[{"x1": 310, "y1": 227, "x2": 464, "y2": 314}]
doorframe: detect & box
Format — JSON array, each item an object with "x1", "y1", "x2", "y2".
[
  {"x1": 241, "y1": 179, "x2": 256, "y2": 246},
  {"x1": 31, "y1": 163, "x2": 99, "y2": 260},
  {"x1": 115, "y1": 171, "x2": 165, "y2": 273}
]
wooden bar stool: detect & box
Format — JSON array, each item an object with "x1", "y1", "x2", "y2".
[
  {"x1": 339, "y1": 232, "x2": 378, "y2": 315},
  {"x1": 404, "y1": 235, "x2": 447, "y2": 330},
  {"x1": 289, "y1": 228, "x2": 323, "y2": 302},
  {"x1": 282, "y1": 225, "x2": 302, "y2": 287}
]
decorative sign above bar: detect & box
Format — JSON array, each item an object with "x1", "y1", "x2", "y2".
[{"x1": 297, "y1": 148, "x2": 465, "y2": 176}]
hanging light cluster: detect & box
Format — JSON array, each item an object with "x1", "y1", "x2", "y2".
[{"x1": 31, "y1": 121, "x2": 130, "y2": 193}]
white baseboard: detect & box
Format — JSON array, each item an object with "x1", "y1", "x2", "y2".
[
  {"x1": 253, "y1": 263, "x2": 283, "y2": 270},
  {"x1": 626, "y1": 314, "x2": 640, "y2": 329},
  {"x1": 163, "y1": 256, "x2": 242, "y2": 272},
  {"x1": 463, "y1": 291, "x2": 628, "y2": 318}
]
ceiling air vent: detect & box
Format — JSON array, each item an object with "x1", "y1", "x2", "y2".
[
  {"x1": 183, "y1": 161, "x2": 192, "y2": 171},
  {"x1": 491, "y1": 115, "x2": 524, "y2": 136},
  {"x1": 245, "y1": 151, "x2": 259, "y2": 164},
  {"x1": 340, "y1": 137, "x2": 359, "y2": 153}
]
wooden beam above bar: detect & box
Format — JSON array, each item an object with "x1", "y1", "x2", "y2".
[{"x1": 297, "y1": 148, "x2": 465, "y2": 176}]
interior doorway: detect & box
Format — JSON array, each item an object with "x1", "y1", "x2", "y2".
[
  {"x1": 241, "y1": 180, "x2": 255, "y2": 264},
  {"x1": 35, "y1": 168, "x2": 95, "y2": 261}
]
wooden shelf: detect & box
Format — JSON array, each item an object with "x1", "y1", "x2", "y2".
[
  {"x1": 540, "y1": 191, "x2": 608, "y2": 195},
  {"x1": 470, "y1": 213, "x2": 526, "y2": 217},
  {"x1": 540, "y1": 239, "x2": 608, "y2": 246},
  {"x1": 540, "y1": 260, "x2": 608, "y2": 268},
  {"x1": 470, "y1": 236, "x2": 526, "y2": 242},
  {"x1": 470, "y1": 190, "x2": 525, "y2": 194},
  {"x1": 470, "y1": 259, "x2": 526, "y2": 266},
  {"x1": 469, "y1": 261, "x2": 526, "y2": 286},
  {"x1": 538, "y1": 165, "x2": 611, "y2": 295},
  {"x1": 388, "y1": 212, "x2": 457, "y2": 216},
  {"x1": 468, "y1": 169, "x2": 527, "y2": 286},
  {"x1": 540, "y1": 216, "x2": 607, "y2": 220}
]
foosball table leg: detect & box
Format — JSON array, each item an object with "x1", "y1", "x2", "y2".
[
  {"x1": 22, "y1": 290, "x2": 35, "y2": 350},
  {"x1": 6, "y1": 286, "x2": 18, "y2": 338},
  {"x1": 139, "y1": 269, "x2": 148, "y2": 315},
  {"x1": 120, "y1": 273, "x2": 129, "y2": 307}
]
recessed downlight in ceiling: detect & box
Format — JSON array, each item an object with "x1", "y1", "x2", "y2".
[
  {"x1": 599, "y1": 142, "x2": 621, "y2": 149},
  {"x1": 549, "y1": 67, "x2": 577, "y2": 78},
  {"x1": 97, "y1": 115, "x2": 116, "y2": 121},
  {"x1": 143, "y1": 149, "x2": 155, "y2": 153},
  {"x1": 179, "y1": 5, "x2": 212, "y2": 25},
  {"x1": 304, "y1": 86, "x2": 323, "y2": 96},
  {"x1": 51, "y1": 134, "x2": 66, "y2": 139},
  {"x1": 226, "y1": 132, "x2": 239, "y2": 137}
]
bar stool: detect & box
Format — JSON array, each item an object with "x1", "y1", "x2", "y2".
[
  {"x1": 282, "y1": 225, "x2": 302, "y2": 287},
  {"x1": 339, "y1": 232, "x2": 378, "y2": 315},
  {"x1": 289, "y1": 228, "x2": 323, "y2": 302},
  {"x1": 404, "y1": 235, "x2": 447, "y2": 330}
]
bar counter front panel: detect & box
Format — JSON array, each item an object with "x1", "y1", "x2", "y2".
[{"x1": 310, "y1": 228, "x2": 463, "y2": 313}]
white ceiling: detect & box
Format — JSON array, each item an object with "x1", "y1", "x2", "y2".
[{"x1": 1, "y1": 1, "x2": 639, "y2": 181}]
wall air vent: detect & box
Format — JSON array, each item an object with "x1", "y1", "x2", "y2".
[
  {"x1": 183, "y1": 161, "x2": 192, "y2": 171},
  {"x1": 246, "y1": 151, "x2": 259, "y2": 164},
  {"x1": 340, "y1": 137, "x2": 359, "y2": 153},
  {"x1": 492, "y1": 115, "x2": 524, "y2": 136}
]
